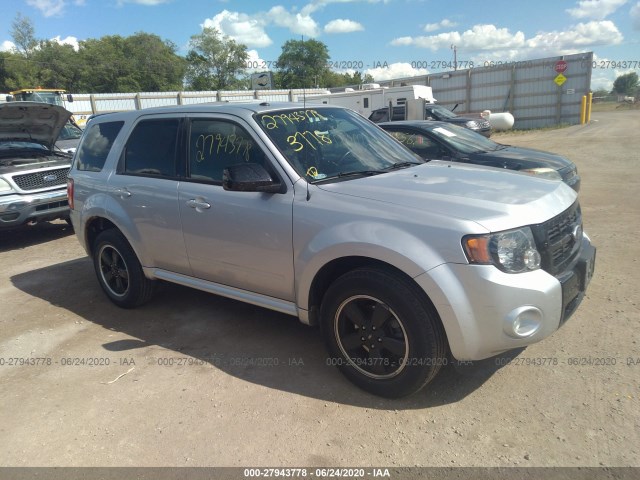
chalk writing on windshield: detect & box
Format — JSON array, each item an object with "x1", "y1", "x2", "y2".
[
  {"x1": 287, "y1": 130, "x2": 332, "y2": 152},
  {"x1": 261, "y1": 110, "x2": 328, "y2": 130}
]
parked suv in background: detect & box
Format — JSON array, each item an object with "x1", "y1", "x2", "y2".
[
  {"x1": 68, "y1": 103, "x2": 595, "y2": 397},
  {"x1": 0, "y1": 102, "x2": 73, "y2": 229},
  {"x1": 369, "y1": 104, "x2": 492, "y2": 137}
]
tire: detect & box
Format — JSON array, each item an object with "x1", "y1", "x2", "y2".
[
  {"x1": 92, "y1": 229, "x2": 155, "y2": 308},
  {"x1": 320, "y1": 268, "x2": 447, "y2": 398}
]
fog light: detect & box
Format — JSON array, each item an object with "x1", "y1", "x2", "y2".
[{"x1": 504, "y1": 306, "x2": 543, "y2": 338}]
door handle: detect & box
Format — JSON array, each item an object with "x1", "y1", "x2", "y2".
[
  {"x1": 113, "y1": 188, "x2": 131, "y2": 198},
  {"x1": 186, "y1": 199, "x2": 211, "y2": 210}
]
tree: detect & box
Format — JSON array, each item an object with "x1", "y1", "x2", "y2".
[
  {"x1": 185, "y1": 27, "x2": 248, "y2": 91},
  {"x1": 276, "y1": 39, "x2": 330, "y2": 88},
  {"x1": 10, "y1": 13, "x2": 37, "y2": 57},
  {"x1": 77, "y1": 33, "x2": 186, "y2": 92},
  {"x1": 612, "y1": 72, "x2": 638, "y2": 96}
]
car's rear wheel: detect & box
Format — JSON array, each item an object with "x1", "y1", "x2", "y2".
[
  {"x1": 93, "y1": 229, "x2": 155, "y2": 308},
  {"x1": 320, "y1": 268, "x2": 446, "y2": 398}
]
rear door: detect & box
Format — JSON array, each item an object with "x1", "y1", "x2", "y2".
[
  {"x1": 177, "y1": 115, "x2": 295, "y2": 301},
  {"x1": 107, "y1": 115, "x2": 190, "y2": 274}
]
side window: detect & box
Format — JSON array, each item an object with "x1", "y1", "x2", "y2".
[
  {"x1": 122, "y1": 119, "x2": 179, "y2": 177},
  {"x1": 389, "y1": 131, "x2": 442, "y2": 159},
  {"x1": 368, "y1": 110, "x2": 388, "y2": 123},
  {"x1": 75, "y1": 121, "x2": 124, "y2": 172},
  {"x1": 188, "y1": 119, "x2": 269, "y2": 183}
]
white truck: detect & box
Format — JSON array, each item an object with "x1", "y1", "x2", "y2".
[
  {"x1": 302, "y1": 84, "x2": 436, "y2": 118},
  {"x1": 303, "y1": 84, "x2": 494, "y2": 136}
]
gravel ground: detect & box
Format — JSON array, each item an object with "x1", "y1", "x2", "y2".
[{"x1": 0, "y1": 109, "x2": 638, "y2": 469}]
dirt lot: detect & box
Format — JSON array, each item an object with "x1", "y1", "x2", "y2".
[{"x1": 1, "y1": 110, "x2": 638, "y2": 469}]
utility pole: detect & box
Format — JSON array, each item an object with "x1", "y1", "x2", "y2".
[{"x1": 451, "y1": 44, "x2": 457, "y2": 71}]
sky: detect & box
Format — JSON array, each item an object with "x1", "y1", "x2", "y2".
[{"x1": 1, "y1": 0, "x2": 639, "y2": 91}]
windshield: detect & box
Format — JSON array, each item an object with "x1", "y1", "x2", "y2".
[
  {"x1": 428, "y1": 123, "x2": 500, "y2": 154},
  {"x1": 427, "y1": 104, "x2": 458, "y2": 120},
  {"x1": 256, "y1": 107, "x2": 422, "y2": 183},
  {"x1": 58, "y1": 122, "x2": 83, "y2": 140}
]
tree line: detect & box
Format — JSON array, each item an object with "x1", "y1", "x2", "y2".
[{"x1": 0, "y1": 14, "x2": 373, "y2": 94}]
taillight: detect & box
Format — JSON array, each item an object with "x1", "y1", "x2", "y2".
[{"x1": 67, "y1": 178, "x2": 74, "y2": 210}]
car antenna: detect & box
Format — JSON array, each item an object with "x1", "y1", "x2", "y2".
[{"x1": 301, "y1": 35, "x2": 311, "y2": 202}]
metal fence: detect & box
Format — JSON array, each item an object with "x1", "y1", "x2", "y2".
[
  {"x1": 62, "y1": 89, "x2": 330, "y2": 121},
  {"x1": 375, "y1": 52, "x2": 594, "y2": 129},
  {"x1": 59, "y1": 52, "x2": 593, "y2": 130}
]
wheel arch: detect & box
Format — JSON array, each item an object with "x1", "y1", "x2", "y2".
[{"x1": 304, "y1": 256, "x2": 443, "y2": 335}]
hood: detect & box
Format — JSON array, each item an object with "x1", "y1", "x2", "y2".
[
  {"x1": 316, "y1": 161, "x2": 577, "y2": 233},
  {"x1": 0, "y1": 102, "x2": 73, "y2": 150},
  {"x1": 475, "y1": 146, "x2": 574, "y2": 171}
]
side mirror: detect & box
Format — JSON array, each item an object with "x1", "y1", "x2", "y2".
[
  {"x1": 66, "y1": 94, "x2": 74, "y2": 103},
  {"x1": 223, "y1": 163, "x2": 282, "y2": 193},
  {"x1": 5, "y1": 95, "x2": 14, "y2": 102}
]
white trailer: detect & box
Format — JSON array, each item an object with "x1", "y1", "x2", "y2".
[{"x1": 300, "y1": 84, "x2": 436, "y2": 118}]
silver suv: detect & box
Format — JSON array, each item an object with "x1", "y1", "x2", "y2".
[{"x1": 68, "y1": 103, "x2": 596, "y2": 397}]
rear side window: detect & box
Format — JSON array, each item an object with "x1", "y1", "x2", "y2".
[
  {"x1": 368, "y1": 110, "x2": 388, "y2": 123},
  {"x1": 122, "y1": 119, "x2": 180, "y2": 177},
  {"x1": 75, "y1": 121, "x2": 124, "y2": 172}
]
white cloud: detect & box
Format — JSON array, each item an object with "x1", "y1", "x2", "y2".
[
  {"x1": 203, "y1": 1, "x2": 383, "y2": 45},
  {"x1": 245, "y1": 49, "x2": 268, "y2": 74},
  {"x1": 365, "y1": 62, "x2": 429, "y2": 81},
  {"x1": 203, "y1": 10, "x2": 272, "y2": 47},
  {"x1": 392, "y1": 21, "x2": 623, "y2": 62},
  {"x1": 51, "y1": 35, "x2": 80, "y2": 51},
  {"x1": 566, "y1": 0, "x2": 628, "y2": 19},
  {"x1": 324, "y1": 19, "x2": 364, "y2": 34},
  {"x1": 26, "y1": 0, "x2": 65, "y2": 17},
  {"x1": 266, "y1": 6, "x2": 320, "y2": 37},
  {"x1": 631, "y1": 1, "x2": 640, "y2": 29},
  {"x1": 424, "y1": 19, "x2": 457, "y2": 32},
  {"x1": 392, "y1": 24, "x2": 526, "y2": 51},
  {"x1": 1, "y1": 40, "x2": 16, "y2": 52},
  {"x1": 527, "y1": 21, "x2": 623, "y2": 49}
]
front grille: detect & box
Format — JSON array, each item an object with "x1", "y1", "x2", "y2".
[
  {"x1": 532, "y1": 202, "x2": 582, "y2": 276},
  {"x1": 12, "y1": 167, "x2": 70, "y2": 191},
  {"x1": 479, "y1": 120, "x2": 491, "y2": 129}
]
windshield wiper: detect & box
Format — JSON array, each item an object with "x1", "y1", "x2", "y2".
[
  {"x1": 385, "y1": 161, "x2": 423, "y2": 170},
  {"x1": 313, "y1": 170, "x2": 384, "y2": 182}
]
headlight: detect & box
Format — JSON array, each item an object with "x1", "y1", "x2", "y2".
[
  {"x1": 465, "y1": 120, "x2": 480, "y2": 129},
  {"x1": 521, "y1": 167, "x2": 562, "y2": 181},
  {"x1": 0, "y1": 178, "x2": 15, "y2": 194},
  {"x1": 462, "y1": 227, "x2": 541, "y2": 273}
]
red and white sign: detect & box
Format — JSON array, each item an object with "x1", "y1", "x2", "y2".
[{"x1": 555, "y1": 60, "x2": 568, "y2": 73}]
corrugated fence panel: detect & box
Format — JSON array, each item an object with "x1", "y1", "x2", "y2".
[{"x1": 379, "y1": 52, "x2": 593, "y2": 129}]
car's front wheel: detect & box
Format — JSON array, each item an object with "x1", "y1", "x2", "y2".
[
  {"x1": 320, "y1": 268, "x2": 447, "y2": 398},
  {"x1": 92, "y1": 229, "x2": 155, "y2": 308}
]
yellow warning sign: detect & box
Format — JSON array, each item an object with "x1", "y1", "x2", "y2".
[{"x1": 554, "y1": 73, "x2": 567, "y2": 86}]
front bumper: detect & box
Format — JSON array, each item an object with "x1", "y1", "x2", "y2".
[
  {"x1": 0, "y1": 188, "x2": 69, "y2": 228},
  {"x1": 415, "y1": 235, "x2": 595, "y2": 360}
]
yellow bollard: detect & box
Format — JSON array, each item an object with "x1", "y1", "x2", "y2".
[
  {"x1": 586, "y1": 92, "x2": 593, "y2": 123},
  {"x1": 580, "y1": 95, "x2": 587, "y2": 124}
]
